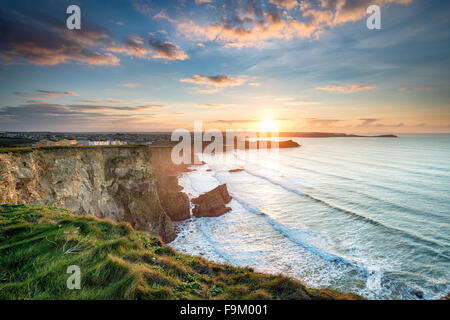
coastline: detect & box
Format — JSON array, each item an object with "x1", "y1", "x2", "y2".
[{"x1": 168, "y1": 136, "x2": 450, "y2": 300}]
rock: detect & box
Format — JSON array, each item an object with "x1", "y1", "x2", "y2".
[
  {"x1": 192, "y1": 184, "x2": 232, "y2": 218},
  {"x1": 206, "y1": 169, "x2": 212, "y2": 172},
  {"x1": 229, "y1": 168, "x2": 244, "y2": 173},
  {"x1": 158, "y1": 188, "x2": 190, "y2": 221},
  {"x1": 412, "y1": 290, "x2": 424, "y2": 299}
]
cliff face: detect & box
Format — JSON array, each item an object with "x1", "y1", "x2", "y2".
[
  {"x1": 0, "y1": 146, "x2": 176, "y2": 242},
  {"x1": 149, "y1": 147, "x2": 190, "y2": 222}
]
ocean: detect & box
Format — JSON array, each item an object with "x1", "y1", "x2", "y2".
[{"x1": 169, "y1": 134, "x2": 450, "y2": 300}]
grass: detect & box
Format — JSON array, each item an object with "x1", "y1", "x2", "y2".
[{"x1": 0, "y1": 204, "x2": 362, "y2": 300}]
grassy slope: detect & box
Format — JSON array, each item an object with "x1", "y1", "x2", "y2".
[{"x1": 0, "y1": 204, "x2": 361, "y2": 300}]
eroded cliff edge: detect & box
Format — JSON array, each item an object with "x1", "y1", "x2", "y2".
[{"x1": 0, "y1": 146, "x2": 177, "y2": 242}]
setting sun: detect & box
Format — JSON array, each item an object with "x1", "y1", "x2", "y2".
[{"x1": 258, "y1": 119, "x2": 278, "y2": 132}]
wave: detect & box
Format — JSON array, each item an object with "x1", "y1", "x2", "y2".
[
  {"x1": 259, "y1": 164, "x2": 450, "y2": 224},
  {"x1": 194, "y1": 220, "x2": 235, "y2": 265},
  {"x1": 289, "y1": 151, "x2": 450, "y2": 179},
  {"x1": 241, "y1": 168, "x2": 450, "y2": 257},
  {"x1": 271, "y1": 156, "x2": 450, "y2": 199},
  {"x1": 230, "y1": 193, "x2": 351, "y2": 265}
]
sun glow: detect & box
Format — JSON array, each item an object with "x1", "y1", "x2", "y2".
[{"x1": 258, "y1": 119, "x2": 278, "y2": 132}]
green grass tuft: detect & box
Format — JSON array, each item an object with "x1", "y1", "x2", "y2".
[{"x1": 0, "y1": 204, "x2": 362, "y2": 300}]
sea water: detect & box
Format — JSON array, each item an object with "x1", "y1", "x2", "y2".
[{"x1": 169, "y1": 134, "x2": 450, "y2": 300}]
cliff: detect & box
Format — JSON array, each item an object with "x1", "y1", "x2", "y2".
[
  {"x1": 149, "y1": 147, "x2": 191, "y2": 221},
  {"x1": 0, "y1": 204, "x2": 362, "y2": 300},
  {"x1": 0, "y1": 146, "x2": 176, "y2": 242}
]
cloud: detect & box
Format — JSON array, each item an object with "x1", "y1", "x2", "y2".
[
  {"x1": 306, "y1": 118, "x2": 342, "y2": 126},
  {"x1": 106, "y1": 35, "x2": 188, "y2": 61},
  {"x1": 0, "y1": 102, "x2": 165, "y2": 129},
  {"x1": 269, "y1": 0, "x2": 299, "y2": 10},
  {"x1": 14, "y1": 90, "x2": 79, "y2": 99},
  {"x1": 210, "y1": 119, "x2": 258, "y2": 124},
  {"x1": 175, "y1": 0, "x2": 413, "y2": 48},
  {"x1": 356, "y1": 118, "x2": 406, "y2": 127},
  {"x1": 180, "y1": 74, "x2": 248, "y2": 92},
  {"x1": 195, "y1": 0, "x2": 213, "y2": 4},
  {"x1": 0, "y1": 104, "x2": 161, "y2": 131},
  {"x1": 69, "y1": 104, "x2": 165, "y2": 112},
  {"x1": 119, "y1": 83, "x2": 140, "y2": 88},
  {"x1": 153, "y1": 10, "x2": 172, "y2": 21},
  {"x1": 358, "y1": 118, "x2": 379, "y2": 126},
  {"x1": 106, "y1": 35, "x2": 152, "y2": 58},
  {"x1": 313, "y1": 0, "x2": 414, "y2": 26},
  {"x1": 133, "y1": 0, "x2": 154, "y2": 17},
  {"x1": 197, "y1": 103, "x2": 222, "y2": 108},
  {"x1": 316, "y1": 84, "x2": 376, "y2": 93},
  {"x1": 274, "y1": 97, "x2": 319, "y2": 106},
  {"x1": 196, "y1": 103, "x2": 237, "y2": 108},
  {"x1": 0, "y1": 7, "x2": 119, "y2": 66},
  {"x1": 148, "y1": 37, "x2": 189, "y2": 60}
]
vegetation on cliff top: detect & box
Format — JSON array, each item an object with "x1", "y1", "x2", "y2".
[
  {"x1": 0, "y1": 204, "x2": 361, "y2": 300},
  {"x1": 0, "y1": 145, "x2": 150, "y2": 154}
]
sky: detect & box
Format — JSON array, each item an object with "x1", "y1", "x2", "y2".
[{"x1": 0, "y1": 0, "x2": 449, "y2": 133}]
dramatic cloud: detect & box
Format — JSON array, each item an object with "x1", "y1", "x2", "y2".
[
  {"x1": 316, "y1": 84, "x2": 376, "y2": 93},
  {"x1": 312, "y1": 0, "x2": 413, "y2": 26},
  {"x1": 0, "y1": 7, "x2": 119, "y2": 66},
  {"x1": 175, "y1": 0, "x2": 413, "y2": 48},
  {"x1": 180, "y1": 74, "x2": 248, "y2": 92}
]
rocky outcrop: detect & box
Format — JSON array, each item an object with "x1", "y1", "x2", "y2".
[
  {"x1": 149, "y1": 147, "x2": 190, "y2": 222},
  {"x1": 0, "y1": 146, "x2": 176, "y2": 242},
  {"x1": 229, "y1": 168, "x2": 244, "y2": 173},
  {"x1": 192, "y1": 184, "x2": 232, "y2": 218}
]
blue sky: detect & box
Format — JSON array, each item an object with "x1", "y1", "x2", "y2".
[{"x1": 0, "y1": 0, "x2": 449, "y2": 132}]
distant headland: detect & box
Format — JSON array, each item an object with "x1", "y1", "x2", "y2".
[
  {"x1": 277, "y1": 132, "x2": 398, "y2": 138},
  {"x1": 0, "y1": 131, "x2": 397, "y2": 149}
]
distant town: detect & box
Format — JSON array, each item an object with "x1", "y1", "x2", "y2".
[{"x1": 0, "y1": 132, "x2": 172, "y2": 147}]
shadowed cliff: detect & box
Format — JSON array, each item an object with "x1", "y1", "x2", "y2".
[{"x1": 0, "y1": 146, "x2": 176, "y2": 242}]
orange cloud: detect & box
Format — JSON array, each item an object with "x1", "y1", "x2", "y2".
[
  {"x1": 106, "y1": 35, "x2": 188, "y2": 61},
  {"x1": 316, "y1": 84, "x2": 377, "y2": 93},
  {"x1": 176, "y1": 0, "x2": 413, "y2": 48}
]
